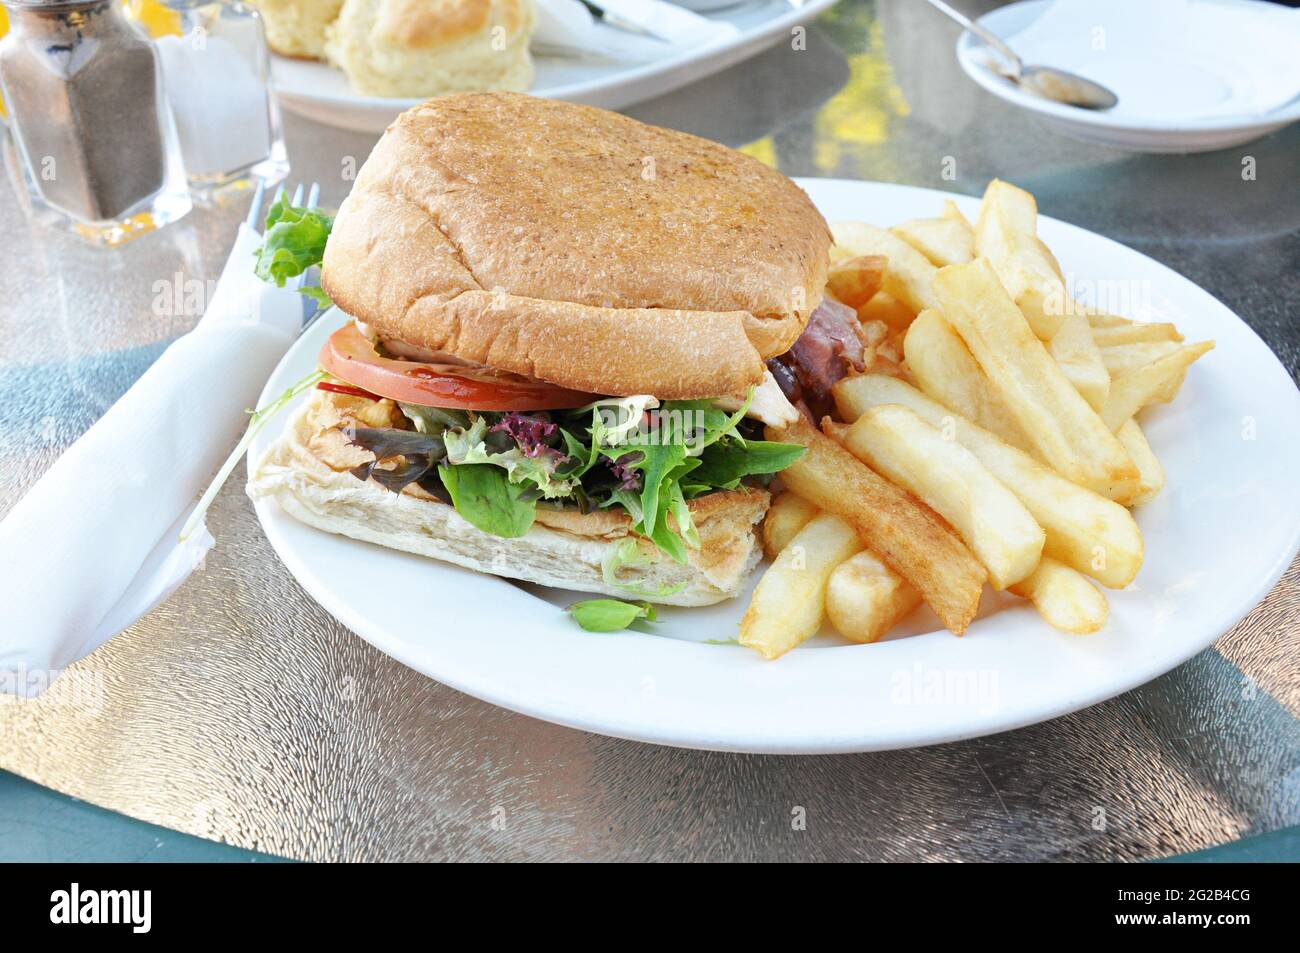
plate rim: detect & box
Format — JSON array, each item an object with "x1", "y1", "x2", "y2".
[
  {"x1": 271, "y1": 0, "x2": 839, "y2": 110},
  {"x1": 249, "y1": 176, "x2": 1300, "y2": 753},
  {"x1": 954, "y1": 0, "x2": 1300, "y2": 134}
]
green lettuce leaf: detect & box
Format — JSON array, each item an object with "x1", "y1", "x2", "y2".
[
  {"x1": 689, "y1": 438, "x2": 807, "y2": 490},
  {"x1": 634, "y1": 442, "x2": 687, "y2": 539},
  {"x1": 585, "y1": 395, "x2": 659, "y2": 449},
  {"x1": 399, "y1": 403, "x2": 471, "y2": 434},
  {"x1": 567, "y1": 598, "x2": 657, "y2": 632},
  {"x1": 443, "y1": 417, "x2": 577, "y2": 500},
  {"x1": 439, "y1": 463, "x2": 536, "y2": 538},
  {"x1": 253, "y1": 198, "x2": 334, "y2": 307}
]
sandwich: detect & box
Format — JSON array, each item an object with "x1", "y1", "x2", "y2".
[{"x1": 247, "y1": 92, "x2": 846, "y2": 605}]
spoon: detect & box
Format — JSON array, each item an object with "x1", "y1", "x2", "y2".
[{"x1": 925, "y1": 0, "x2": 1119, "y2": 111}]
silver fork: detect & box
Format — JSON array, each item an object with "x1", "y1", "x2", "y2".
[{"x1": 247, "y1": 178, "x2": 324, "y2": 328}]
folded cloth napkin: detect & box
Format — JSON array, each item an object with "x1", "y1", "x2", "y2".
[
  {"x1": 0, "y1": 225, "x2": 304, "y2": 697},
  {"x1": 534, "y1": 0, "x2": 738, "y2": 63}
]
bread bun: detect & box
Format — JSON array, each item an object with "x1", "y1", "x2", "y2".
[
  {"x1": 250, "y1": 0, "x2": 344, "y2": 60},
  {"x1": 324, "y1": 0, "x2": 534, "y2": 97},
  {"x1": 321, "y1": 93, "x2": 831, "y2": 399},
  {"x1": 247, "y1": 390, "x2": 769, "y2": 606}
]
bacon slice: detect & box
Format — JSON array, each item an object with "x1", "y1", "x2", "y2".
[{"x1": 769, "y1": 298, "x2": 868, "y2": 421}]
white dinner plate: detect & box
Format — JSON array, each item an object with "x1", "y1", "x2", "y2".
[
  {"x1": 249, "y1": 177, "x2": 1300, "y2": 754},
  {"x1": 272, "y1": 0, "x2": 837, "y2": 133},
  {"x1": 956, "y1": 0, "x2": 1300, "y2": 153}
]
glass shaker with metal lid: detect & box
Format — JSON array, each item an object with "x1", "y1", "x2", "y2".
[
  {"x1": 0, "y1": 0, "x2": 191, "y2": 245},
  {"x1": 152, "y1": 1, "x2": 288, "y2": 200}
]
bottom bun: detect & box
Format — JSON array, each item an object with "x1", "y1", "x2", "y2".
[{"x1": 247, "y1": 391, "x2": 770, "y2": 606}]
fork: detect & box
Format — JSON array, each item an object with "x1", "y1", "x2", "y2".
[{"x1": 246, "y1": 178, "x2": 325, "y2": 328}]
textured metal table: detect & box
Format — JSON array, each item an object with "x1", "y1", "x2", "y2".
[{"x1": 1, "y1": 0, "x2": 1297, "y2": 862}]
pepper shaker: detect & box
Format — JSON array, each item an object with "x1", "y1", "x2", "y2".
[
  {"x1": 0, "y1": 0, "x2": 191, "y2": 245},
  {"x1": 153, "y1": 0, "x2": 288, "y2": 200}
]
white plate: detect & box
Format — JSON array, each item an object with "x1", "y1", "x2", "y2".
[
  {"x1": 249, "y1": 177, "x2": 1300, "y2": 754},
  {"x1": 272, "y1": 0, "x2": 836, "y2": 133},
  {"x1": 956, "y1": 0, "x2": 1300, "y2": 153}
]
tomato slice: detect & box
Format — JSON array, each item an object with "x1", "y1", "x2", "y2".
[
  {"x1": 317, "y1": 381, "x2": 381, "y2": 401},
  {"x1": 319, "y1": 323, "x2": 596, "y2": 410}
]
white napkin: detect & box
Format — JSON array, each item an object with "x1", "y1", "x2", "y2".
[
  {"x1": 534, "y1": 0, "x2": 738, "y2": 63},
  {"x1": 0, "y1": 225, "x2": 304, "y2": 697},
  {"x1": 1006, "y1": 0, "x2": 1300, "y2": 119}
]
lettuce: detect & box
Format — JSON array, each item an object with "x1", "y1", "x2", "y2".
[
  {"x1": 439, "y1": 463, "x2": 536, "y2": 538},
  {"x1": 442, "y1": 417, "x2": 577, "y2": 500},
  {"x1": 686, "y1": 438, "x2": 807, "y2": 490},
  {"x1": 399, "y1": 403, "x2": 471, "y2": 434},
  {"x1": 567, "y1": 388, "x2": 800, "y2": 565},
  {"x1": 346, "y1": 427, "x2": 447, "y2": 497},
  {"x1": 253, "y1": 198, "x2": 333, "y2": 308},
  {"x1": 568, "y1": 598, "x2": 656, "y2": 632},
  {"x1": 343, "y1": 388, "x2": 806, "y2": 564}
]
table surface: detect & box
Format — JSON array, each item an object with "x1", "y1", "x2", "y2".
[{"x1": 1, "y1": 0, "x2": 1298, "y2": 862}]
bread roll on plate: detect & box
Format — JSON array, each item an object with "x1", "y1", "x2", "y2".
[
  {"x1": 251, "y1": 0, "x2": 344, "y2": 60},
  {"x1": 325, "y1": 0, "x2": 534, "y2": 97},
  {"x1": 322, "y1": 94, "x2": 829, "y2": 397}
]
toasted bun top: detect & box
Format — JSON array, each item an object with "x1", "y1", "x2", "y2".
[{"x1": 321, "y1": 93, "x2": 830, "y2": 398}]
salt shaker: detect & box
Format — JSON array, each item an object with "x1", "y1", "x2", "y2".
[
  {"x1": 154, "y1": 1, "x2": 288, "y2": 200},
  {"x1": 0, "y1": 0, "x2": 192, "y2": 245}
]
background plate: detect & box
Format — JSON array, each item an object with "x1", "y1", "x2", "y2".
[
  {"x1": 273, "y1": 0, "x2": 838, "y2": 133},
  {"x1": 955, "y1": 0, "x2": 1300, "y2": 153},
  {"x1": 249, "y1": 177, "x2": 1300, "y2": 754}
]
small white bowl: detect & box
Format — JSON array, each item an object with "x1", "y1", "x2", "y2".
[{"x1": 956, "y1": 0, "x2": 1300, "y2": 153}]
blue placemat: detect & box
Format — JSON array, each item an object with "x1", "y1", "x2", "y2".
[
  {"x1": 1159, "y1": 826, "x2": 1300, "y2": 863},
  {"x1": 0, "y1": 771, "x2": 289, "y2": 863}
]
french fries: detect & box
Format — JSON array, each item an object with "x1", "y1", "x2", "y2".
[
  {"x1": 738, "y1": 178, "x2": 1213, "y2": 655},
  {"x1": 1116, "y1": 418, "x2": 1165, "y2": 507},
  {"x1": 934, "y1": 258, "x2": 1139, "y2": 501},
  {"x1": 825, "y1": 551, "x2": 921, "y2": 644},
  {"x1": 1091, "y1": 322, "x2": 1183, "y2": 347},
  {"x1": 826, "y1": 254, "x2": 887, "y2": 309},
  {"x1": 1098, "y1": 340, "x2": 1181, "y2": 378},
  {"x1": 827, "y1": 407, "x2": 1044, "y2": 590},
  {"x1": 831, "y1": 221, "x2": 941, "y2": 314},
  {"x1": 1048, "y1": 313, "x2": 1110, "y2": 412},
  {"x1": 941, "y1": 199, "x2": 973, "y2": 230},
  {"x1": 857, "y1": 292, "x2": 916, "y2": 332},
  {"x1": 1084, "y1": 309, "x2": 1135, "y2": 328},
  {"x1": 739, "y1": 513, "x2": 862, "y2": 660},
  {"x1": 1037, "y1": 238, "x2": 1065, "y2": 283},
  {"x1": 973, "y1": 180, "x2": 1067, "y2": 340},
  {"x1": 903, "y1": 309, "x2": 1033, "y2": 452},
  {"x1": 762, "y1": 491, "x2": 819, "y2": 559},
  {"x1": 767, "y1": 417, "x2": 987, "y2": 634},
  {"x1": 833, "y1": 375, "x2": 1143, "y2": 588},
  {"x1": 891, "y1": 216, "x2": 974, "y2": 268},
  {"x1": 1100, "y1": 341, "x2": 1215, "y2": 430},
  {"x1": 1008, "y1": 557, "x2": 1108, "y2": 635}
]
